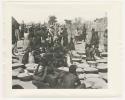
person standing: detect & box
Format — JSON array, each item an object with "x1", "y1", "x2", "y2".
[
  {"x1": 69, "y1": 37, "x2": 75, "y2": 51},
  {"x1": 91, "y1": 28, "x2": 99, "y2": 48},
  {"x1": 15, "y1": 29, "x2": 20, "y2": 41},
  {"x1": 20, "y1": 21, "x2": 25, "y2": 39},
  {"x1": 62, "y1": 27, "x2": 68, "y2": 47},
  {"x1": 82, "y1": 24, "x2": 87, "y2": 42}
]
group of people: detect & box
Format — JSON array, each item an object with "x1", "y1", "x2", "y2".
[
  {"x1": 32, "y1": 64, "x2": 83, "y2": 89},
  {"x1": 85, "y1": 28, "x2": 102, "y2": 61},
  {"x1": 12, "y1": 21, "x2": 106, "y2": 89}
]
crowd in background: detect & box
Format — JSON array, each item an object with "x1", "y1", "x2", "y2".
[{"x1": 12, "y1": 16, "x2": 108, "y2": 89}]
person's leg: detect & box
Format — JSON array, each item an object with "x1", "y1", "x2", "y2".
[
  {"x1": 96, "y1": 48, "x2": 101, "y2": 58},
  {"x1": 32, "y1": 80, "x2": 49, "y2": 89}
]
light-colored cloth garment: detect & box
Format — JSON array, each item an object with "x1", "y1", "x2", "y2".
[
  {"x1": 24, "y1": 32, "x2": 29, "y2": 40},
  {"x1": 23, "y1": 32, "x2": 30, "y2": 51},
  {"x1": 17, "y1": 40, "x2": 24, "y2": 48},
  {"x1": 86, "y1": 31, "x2": 92, "y2": 45},
  {"x1": 15, "y1": 29, "x2": 20, "y2": 41},
  {"x1": 23, "y1": 39, "x2": 30, "y2": 51},
  {"x1": 28, "y1": 52, "x2": 35, "y2": 63}
]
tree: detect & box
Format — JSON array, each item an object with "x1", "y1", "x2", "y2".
[
  {"x1": 73, "y1": 17, "x2": 82, "y2": 29},
  {"x1": 48, "y1": 15, "x2": 57, "y2": 25},
  {"x1": 64, "y1": 19, "x2": 72, "y2": 25},
  {"x1": 64, "y1": 19, "x2": 72, "y2": 36}
]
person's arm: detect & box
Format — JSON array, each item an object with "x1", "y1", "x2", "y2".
[
  {"x1": 34, "y1": 64, "x2": 40, "y2": 75},
  {"x1": 33, "y1": 66, "x2": 47, "y2": 81},
  {"x1": 75, "y1": 76, "x2": 81, "y2": 86}
]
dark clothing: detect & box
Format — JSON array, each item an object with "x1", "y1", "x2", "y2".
[
  {"x1": 30, "y1": 37, "x2": 41, "y2": 50},
  {"x1": 32, "y1": 80, "x2": 49, "y2": 89},
  {"x1": 82, "y1": 25, "x2": 87, "y2": 41},
  {"x1": 91, "y1": 31, "x2": 99, "y2": 48},
  {"x1": 57, "y1": 72, "x2": 81, "y2": 89},
  {"x1": 44, "y1": 73, "x2": 58, "y2": 88},
  {"x1": 69, "y1": 38, "x2": 75, "y2": 50},
  {"x1": 85, "y1": 44, "x2": 95, "y2": 61},
  {"x1": 22, "y1": 51, "x2": 29, "y2": 64},
  {"x1": 32, "y1": 65, "x2": 48, "y2": 88}
]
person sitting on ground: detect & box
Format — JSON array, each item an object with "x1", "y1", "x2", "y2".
[
  {"x1": 85, "y1": 44, "x2": 96, "y2": 61},
  {"x1": 32, "y1": 62, "x2": 49, "y2": 89},
  {"x1": 44, "y1": 64, "x2": 59, "y2": 88},
  {"x1": 94, "y1": 47, "x2": 102, "y2": 58},
  {"x1": 32, "y1": 60, "x2": 59, "y2": 89},
  {"x1": 57, "y1": 65, "x2": 81, "y2": 89},
  {"x1": 85, "y1": 44, "x2": 92, "y2": 61},
  {"x1": 89, "y1": 45, "x2": 96, "y2": 61}
]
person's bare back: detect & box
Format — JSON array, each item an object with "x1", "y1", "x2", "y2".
[{"x1": 60, "y1": 72, "x2": 80, "y2": 88}]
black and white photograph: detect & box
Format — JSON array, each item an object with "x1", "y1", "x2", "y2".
[{"x1": 11, "y1": 3, "x2": 108, "y2": 89}]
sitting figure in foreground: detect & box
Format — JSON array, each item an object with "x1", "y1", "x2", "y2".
[
  {"x1": 32, "y1": 62, "x2": 49, "y2": 89},
  {"x1": 32, "y1": 61, "x2": 59, "y2": 89},
  {"x1": 57, "y1": 65, "x2": 81, "y2": 89}
]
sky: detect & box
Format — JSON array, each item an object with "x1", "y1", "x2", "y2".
[{"x1": 9, "y1": 2, "x2": 107, "y2": 24}]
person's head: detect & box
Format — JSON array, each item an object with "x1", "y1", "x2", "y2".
[{"x1": 69, "y1": 65, "x2": 77, "y2": 74}]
